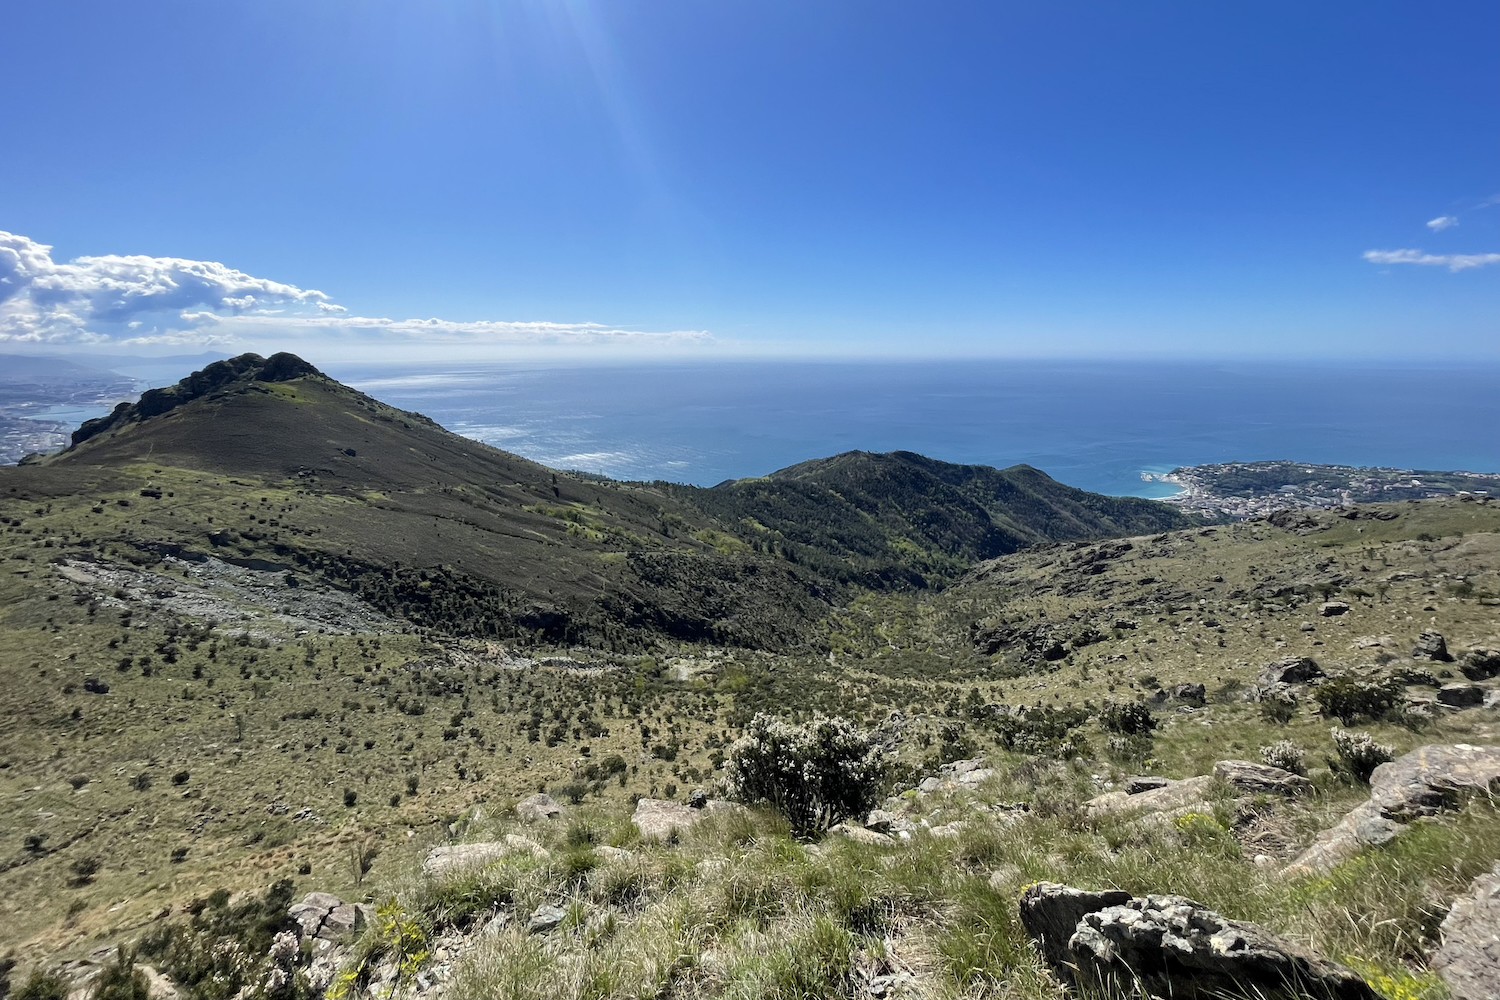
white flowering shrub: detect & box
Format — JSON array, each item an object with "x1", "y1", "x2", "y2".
[
  {"x1": 1259, "y1": 739, "x2": 1307, "y2": 775},
  {"x1": 724, "y1": 713, "x2": 889, "y2": 836},
  {"x1": 1331, "y1": 727, "x2": 1394, "y2": 783}
]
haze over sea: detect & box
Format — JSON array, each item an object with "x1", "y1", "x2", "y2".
[{"x1": 317, "y1": 359, "x2": 1500, "y2": 498}]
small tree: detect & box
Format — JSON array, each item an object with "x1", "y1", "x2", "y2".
[
  {"x1": 724, "y1": 713, "x2": 888, "y2": 837},
  {"x1": 1099, "y1": 700, "x2": 1156, "y2": 736}
]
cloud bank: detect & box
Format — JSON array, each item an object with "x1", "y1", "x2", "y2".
[
  {"x1": 1362, "y1": 248, "x2": 1500, "y2": 272},
  {"x1": 0, "y1": 231, "x2": 708, "y2": 353}
]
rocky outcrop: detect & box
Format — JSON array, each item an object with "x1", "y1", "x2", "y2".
[
  {"x1": 1432, "y1": 862, "x2": 1500, "y2": 1000},
  {"x1": 1019, "y1": 883, "x2": 1380, "y2": 1000},
  {"x1": 1288, "y1": 744, "x2": 1500, "y2": 873},
  {"x1": 1438, "y1": 683, "x2": 1486, "y2": 708},
  {"x1": 288, "y1": 892, "x2": 371, "y2": 941},
  {"x1": 71, "y1": 352, "x2": 322, "y2": 446},
  {"x1": 1460, "y1": 648, "x2": 1500, "y2": 681},
  {"x1": 516, "y1": 793, "x2": 563, "y2": 823},
  {"x1": 1087, "y1": 775, "x2": 1215, "y2": 818},
  {"x1": 422, "y1": 835, "x2": 549, "y2": 878},
  {"x1": 1212, "y1": 760, "x2": 1312, "y2": 796},
  {"x1": 630, "y1": 797, "x2": 742, "y2": 840},
  {"x1": 1258, "y1": 656, "x2": 1323, "y2": 688},
  {"x1": 1412, "y1": 629, "x2": 1453, "y2": 662}
]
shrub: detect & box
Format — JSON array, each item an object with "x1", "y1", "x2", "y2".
[
  {"x1": 1258, "y1": 688, "x2": 1299, "y2": 724},
  {"x1": 992, "y1": 705, "x2": 1090, "y2": 756},
  {"x1": 1313, "y1": 674, "x2": 1404, "y2": 724},
  {"x1": 724, "y1": 713, "x2": 888, "y2": 836},
  {"x1": 1098, "y1": 700, "x2": 1156, "y2": 736},
  {"x1": 13, "y1": 970, "x2": 69, "y2": 1000},
  {"x1": 92, "y1": 950, "x2": 150, "y2": 1000},
  {"x1": 1331, "y1": 727, "x2": 1395, "y2": 783},
  {"x1": 1259, "y1": 740, "x2": 1307, "y2": 775}
]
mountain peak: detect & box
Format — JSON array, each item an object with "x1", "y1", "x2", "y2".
[{"x1": 72, "y1": 352, "x2": 323, "y2": 446}]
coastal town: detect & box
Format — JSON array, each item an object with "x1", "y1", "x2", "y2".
[{"x1": 1147, "y1": 459, "x2": 1500, "y2": 519}]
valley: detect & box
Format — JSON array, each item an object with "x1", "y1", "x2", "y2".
[{"x1": 1, "y1": 355, "x2": 1497, "y2": 1000}]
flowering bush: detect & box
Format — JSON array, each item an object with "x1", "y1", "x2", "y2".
[
  {"x1": 1331, "y1": 727, "x2": 1395, "y2": 783},
  {"x1": 1259, "y1": 739, "x2": 1307, "y2": 775},
  {"x1": 724, "y1": 713, "x2": 889, "y2": 836}
]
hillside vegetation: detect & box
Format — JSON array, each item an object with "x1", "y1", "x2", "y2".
[{"x1": 1, "y1": 354, "x2": 1497, "y2": 1000}]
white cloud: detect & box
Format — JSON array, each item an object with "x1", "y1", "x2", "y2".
[
  {"x1": 0, "y1": 230, "x2": 708, "y2": 351},
  {"x1": 1426, "y1": 215, "x2": 1458, "y2": 231},
  {"x1": 1362, "y1": 248, "x2": 1500, "y2": 272}
]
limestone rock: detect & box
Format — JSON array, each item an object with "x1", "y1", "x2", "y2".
[
  {"x1": 1258, "y1": 656, "x2": 1323, "y2": 687},
  {"x1": 422, "y1": 835, "x2": 548, "y2": 878},
  {"x1": 593, "y1": 845, "x2": 634, "y2": 863},
  {"x1": 1018, "y1": 882, "x2": 1131, "y2": 969},
  {"x1": 1459, "y1": 648, "x2": 1500, "y2": 681},
  {"x1": 1124, "y1": 775, "x2": 1170, "y2": 794},
  {"x1": 1412, "y1": 629, "x2": 1454, "y2": 662},
  {"x1": 1087, "y1": 774, "x2": 1215, "y2": 817},
  {"x1": 1432, "y1": 862, "x2": 1500, "y2": 1000},
  {"x1": 829, "y1": 822, "x2": 894, "y2": 845},
  {"x1": 286, "y1": 892, "x2": 368, "y2": 941},
  {"x1": 1319, "y1": 601, "x2": 1351, "y2": 617},
  {"x1": 1213, "y1": 760, "x2": 1312, "y2": 796},
  {"x1": 1169, "y1": 682, "x2": 1206, "y2": 704},
  {"x1": 940, "y1": 757, "x2": 986, "y2": 778},
  {"x1": 864, "y1": 809, "x2": 901, "y2": 833},
  {"x1": 1438, "y1": 683, "x2": 1486, "y2": 708},
  {"x1": 527, "y1": 904, "x2": 568, "y2": 933},
  {"x1": 137, "y1": 966, "x2": 179, "y2": 1000},
  {"x1": 516, "y1": 792, "x2": 563, "y2": 823},
  {"x1": 1019, "y1": 883, "x2": 1380, "y2": 1000},
  {"x1": 423, "y1": 842, "x2": 508, "y2": 878},
  {"x1": 631, "y1": 797, "x2": 741, "y2": 840},
  {"x1": 1288, "y1": 744, "x2": 1500, "y2": 873}
]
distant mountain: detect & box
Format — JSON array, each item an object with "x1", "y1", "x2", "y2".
[
  {"x1": 667, "y1": 450, "x2": 1196, "y2": 588},
  {"x1": 15, "y1": 352, "x2": 1193, "y2": 648}
]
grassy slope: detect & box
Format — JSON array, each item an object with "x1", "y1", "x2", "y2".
[{"x1": 3, "y1": 494, "x2": 1497, "y2": 980}]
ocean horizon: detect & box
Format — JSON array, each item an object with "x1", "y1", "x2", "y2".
[{"x1": 282, "y1": 357, "x2": 1500, "y2": 498}]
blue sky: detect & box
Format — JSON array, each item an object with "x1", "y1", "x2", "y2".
[{"x1": 1, "y1": 1, "x2": 1496, "y2": 361}]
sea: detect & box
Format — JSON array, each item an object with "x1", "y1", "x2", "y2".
[{"x1": 281, "y1": 358, "x2": 1500, "y2": 498}]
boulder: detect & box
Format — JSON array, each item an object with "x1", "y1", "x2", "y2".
[
  {"x1": 593, "y1": 845, "x2": 634, "y2": 863},
  {"x1": 286, "y1": 892, "x2": 369, "y2": 941},
  {"x1": 1124, "y1": 775, "x2": 1170, "y2": 794},
  {"x1": 1170, "y1": 682, "x2": 1207, "y2": 704},
  {"x1": 1288, "y1": 744, "x2": 1500, "y2": 873},
  {"x1": 1019, "y1": 883, "x2": 1380, "y2": 1000},
  {"x1": 1087, "y1": 775, "x2": 1215, "y2": 818},
  {"x1": 1258, "y1": 656, "x2": 1323, "y2": 688},
  {"x1": 1412, "y1": 629, "x2": 1454, "y2": 662},
  {"x1": 828, "y1": 822, "x2": 894, "y2": 846},
  {"x1": 516, "y1": 792, "x2": 563, "y2": 823},
  {"x1": 527, "y1": 904, "x2": 568, "y2": 934},
  {"x1": 1432, "y1": 862, "x2": 1500, "y2": 1000},
  {"x1": 630, "y1": 797, "x2": 741, "y2": 840},
  {"x1": 422, "y1": 835, "x2": 549, "y2": 878},
  {"x1": 1213, "y1": 760, "x2": 1312, "y2": 796},
  {"x1": 1460, "y1": 648, "x2": 1500, "y2": 681},
  {"x1": 957, "y1": 767, "x2": 996, "y2": 785},
  {"x1": 1319, "y1": 601, "x2": 1351, "y2": 617},
  {"x1": 864, "y1": 809, "x2": 902, "y2": 833},
  {"x1": 1438, "y1": 684, "x2": 1486, "y2": 709},
  {"x1": 940, "y1": 757, "x2": 986, "y2": 778}
]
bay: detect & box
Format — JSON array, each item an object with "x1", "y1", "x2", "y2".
[{"x1": 322, "y1": 359, "x2": 1500, "y2": 498}]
